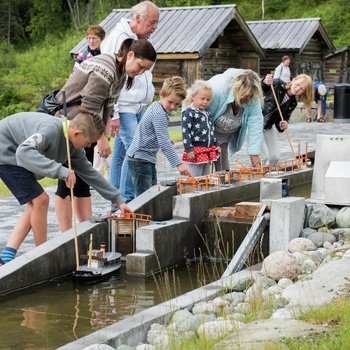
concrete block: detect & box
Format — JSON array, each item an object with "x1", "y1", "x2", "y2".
[
  {"x1": 270, "y1": 197, "x2": 305, "y2": 254},
  {"x1": 126, "y1": 252, "x2": 158, "y2": 277},
  {"x1": 324, "y1": 161, "x2": 350, "y2": 205},
  {"x1": 260, "y1": 178, "x2": 282, "y2": 203},
  {"x1": 127, "y1": 219, "x2": 199, "y2": 276}
]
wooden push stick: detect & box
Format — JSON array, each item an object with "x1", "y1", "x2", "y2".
[
  {"x1": 62, "y1": 89, "x2": 80, "y2": 271},
  {"x1": 88, "y1": 233, "x2": 93, "y2": 267},
  {"x1": 270, "y1": 83, "x2": 298, "y2": 164}
]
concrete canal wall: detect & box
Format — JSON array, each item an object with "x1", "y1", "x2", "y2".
[{"x1": 0, "y1": 168, "x2": 313, "y2": 296}]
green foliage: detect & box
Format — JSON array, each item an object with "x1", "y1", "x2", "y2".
[
  {"x1": 27, "y1": 0, "x2": 71, "y2": 42},
  {"x1": 0, "y1": 0, "x2": 349, "y2": 117},
  {"x1": 0, "y1": 32, "x2": 80, "y2": 115}
]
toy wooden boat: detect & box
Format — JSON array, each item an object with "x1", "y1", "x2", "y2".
[
  {"x1": 72, "y1": 250, "x2": 121, "y2": 283},
  {"x1": 72, "y1": 219, "x2": 121, "y2": 283}
]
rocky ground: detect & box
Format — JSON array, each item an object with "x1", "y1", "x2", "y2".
[{"x1": 82, "y1": 202, "x2": 350, "y2": 350}]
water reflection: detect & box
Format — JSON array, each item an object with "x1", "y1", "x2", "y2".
[{"x1": 0, "y1": 266, "x2": 196, "y2": 350}]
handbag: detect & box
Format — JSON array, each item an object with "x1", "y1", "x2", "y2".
[{"x1": 37, "y1": 90, "x2": 81, "y2": 115}]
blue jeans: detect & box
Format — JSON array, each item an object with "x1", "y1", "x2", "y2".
[
  {"x1": 109, "y1": 111, "x2": 144, "y2": 209},
  {"x1": 127, "y1": 157, "x2": 157, "y2": 197}
]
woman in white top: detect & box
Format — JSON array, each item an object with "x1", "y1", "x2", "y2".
[{"x1": 273, "y1": 55, "x2": 291, "y2": 83}]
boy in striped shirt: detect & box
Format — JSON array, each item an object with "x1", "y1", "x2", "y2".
[{"x1": 127, "y1": 77, "x2": 192, "y2": 196}]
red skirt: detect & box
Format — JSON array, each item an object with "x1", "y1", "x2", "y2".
[{"x1": 182, "y1": 145, "x2": 220, "y2": 164}]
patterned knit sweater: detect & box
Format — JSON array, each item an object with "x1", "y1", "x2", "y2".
[{"x1": 55, "y1": 53, "x2": 126, "y2": 125}]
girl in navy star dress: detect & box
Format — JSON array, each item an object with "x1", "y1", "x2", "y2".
[{"x1": 181, "y1": 80, "x2": 221, "y2": 177}]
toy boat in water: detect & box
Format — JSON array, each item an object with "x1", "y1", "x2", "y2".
[
  {"x1": 72, "y1": 250, "x2": 122, "y2": 283},
  {"x1": 72, "y1": 226, "x2": 121, "y2": 283}
]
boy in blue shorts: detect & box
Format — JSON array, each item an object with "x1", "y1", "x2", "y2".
[
  {"x1": 0, "y1": 108, "x2": 132, "y2": 265},
  {"x1": 127, "y1": 76, "x2": 192, "y2": 196}
]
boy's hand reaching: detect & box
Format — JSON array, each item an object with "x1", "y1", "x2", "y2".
[
  {"x1": 117, "y1": 203, "x2": 134, "y2": 217},
  {"x1": 65, "y1": 170, "x2": 76, "y2": 188},
  {"x1": 177, "y1": 163, "x2": 192, "y2": 177}
]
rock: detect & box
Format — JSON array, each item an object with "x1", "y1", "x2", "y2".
[
  {"x1": 146, "y1": 323, "x2": 167, "y2": 344},
  {"x1": 169, "y1": 309, "x2": 193, "y2": 324},
  {"x1": 198, "y1": 320, "x2": 244, "y2": 341},
  {"x1": 342, "y1": 249, "x2": 350, "y2": 259},
  {"x1": 227, "y1": 312, "x2": 246, "y2": 322},
  {"x1": 212, "y1": 297, "x2": 230, "y2": 309},
  {"x1": 292, "y1": 251, "x2": 308, "y2": 264},
  {"x1": 245, "y1": 284, "x2": 263, "y2": 302},
  {"x1": 177, "y1": 313, "x2": 216, "y2": 333},
  {"x1": 304, "y1": 250, "x2": 323, "y2": 265},
  {"x1": 307, "y1": 232, "x2": 336, "y2": 247},
  {"x1": 234, "y1": 302, "x2": 252, "y2": 314},
  {"x1": 336, "y1": 206, "x2": 350, "y2": 228},
  {"x1": 278, "y1": 278, "x2": 293, "y2": 289},
  {"x1": 288, "y1": 237, "x2": 316, "y2": 253},
  {"x1": 191, "y1": 301, "x2": 217, "y2": 315},
  {"x1": 221, "y1": 291, "x2": 245, "y2": 306},
  {"x1": 261, "y1": 251, "x2": 302, "y2": 281},
  {"x1": 231, "y1": 276, "x2": 255, "y2": 292},
  {"x1": 83, "y1": 345, "x2": 116, "y2": 350},
  {"x1": 211, "y1": 319, "x2": 327, "y2": 350},
  {"x1": 135, "y1": 345, "x2": 155, "y2": 350},
  {"x1": 330, "y1": 228, "x2": 350, "y2": 240},
  {"x1": 308, "y1": 203, "x2": 335, "y2": 229},
  {"x1": 254, "y1": 276, "x2": 277, "y2": 289},
  {"x1": 323, "y1": 241, "x2": 333, "y2": 249},
  {"x1": 275, "y1": 296, "x2": 289, "y2": 308},
  {"x1": 152, "y1": 333, "x2": 176, "y2": 348},
  {"x1": 300, "y1": 227, "x2": 316, "y2": 238},
  {"x1": 301, "y1": 259, "x2": 317, "y2": 274}
]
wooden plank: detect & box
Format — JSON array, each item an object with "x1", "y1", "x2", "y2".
[{"x1": 234, "y1": 202, "x2": 262, "y2": 220}]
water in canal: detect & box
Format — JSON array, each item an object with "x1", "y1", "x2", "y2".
[
  {"x1": 0, "y1": 265, "x2": 199, "y2": 349},
  {"x1": 0, "y1": 183, "x2": 311, "y2": 349}
]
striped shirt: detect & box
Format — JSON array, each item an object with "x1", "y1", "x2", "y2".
[{"x1": 127, "y1": 101, "x2": 182, "y2": 167}]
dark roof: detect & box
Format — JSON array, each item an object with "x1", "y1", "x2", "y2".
[
  {"x1": 70, "y1": 5, "x2": 264, "y2": 58},
  {"x1": 247, "y1": 18, "x2": 335, "y2": 53}
]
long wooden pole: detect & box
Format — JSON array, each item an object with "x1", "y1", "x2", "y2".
[
  {"x1": 270, "y1": 83, "x2": 298, "y2": 164},
  {"x1": 62, "y1": 90, "x2": 80, "y2": 271}
]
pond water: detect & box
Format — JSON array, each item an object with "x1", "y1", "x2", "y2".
[{"x1": 0, "y1": 265, "x2": 199, "y2": 350}]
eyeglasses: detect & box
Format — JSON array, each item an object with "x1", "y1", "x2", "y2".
[{"x1": 86, "y1": 36, "x2": 100, "y2": 41}]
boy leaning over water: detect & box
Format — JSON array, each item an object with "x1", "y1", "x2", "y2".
[
  {"x1": 127, "y1": 76, "x2": 192, "y2": 196},
  {"x1": 0, "y1": 108, "x2": 132, "y2": 265}
]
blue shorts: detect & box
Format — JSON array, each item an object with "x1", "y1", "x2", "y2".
[{"x1": 0, "y1": 165, "x2": 44, "y2": 205}]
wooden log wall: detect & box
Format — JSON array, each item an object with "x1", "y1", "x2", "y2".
[
  {"x1": 325, "y1": 49, "x2": 350, "y2": 84},
  {"x1": 152, "y1": 60, "x2": 182, "y2": 94}
]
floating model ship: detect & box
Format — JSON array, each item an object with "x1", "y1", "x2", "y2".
[
  {"x1": 72, "y1": 219, "x2": 121, "y2": 283},
  {"x1": 72, "y1": 213, "x2": 151, "y2": 283}
]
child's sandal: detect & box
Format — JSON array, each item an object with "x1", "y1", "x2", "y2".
[
  {"x1": 317, "y1": 117, "x2": 325, "y2": 123},
  {"x1": 0, "y1": 259, "x2": 5, "y2": 266},
  {"x1": 306, "y1": 118, "x2": 311, "y2": 123}
]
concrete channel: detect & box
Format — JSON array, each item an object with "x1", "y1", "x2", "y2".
[
  {"x1": 0, "y1": 160, "x2": 312, "y2": 347},
  {"x1": 55, "y1": 168, "x2": 312, "y2": 349}
]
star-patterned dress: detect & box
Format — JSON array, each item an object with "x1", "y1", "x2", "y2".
[{"x1": 181, "y1": 106, "x2": 220, "y2": 164}]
